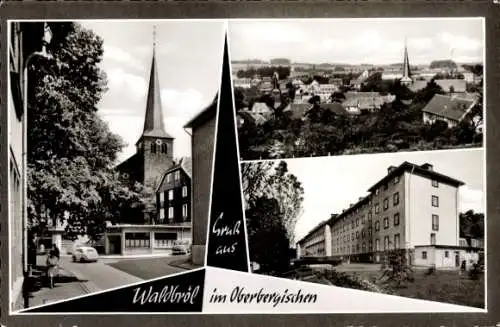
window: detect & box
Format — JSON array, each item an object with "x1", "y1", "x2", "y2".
[
  {"x1": 351, "y1": 221, "x2": 355, "y2": 229},
  {"x1": 432, "y1": 195, "x2": 439, "y2": 207},
  {"x1": 343, "y1": 235, "x2": 346, "y2": 242},
  {"x1": 375, "y1": 221, "x2": 380, "y2": 231},
  {"x1": 151, "y1": 142, "x2": 157, "y2": 153},
  {"x1": 444, "y1": 251, "x2": 449, "y2": 258},
  {"x1": 384, "y1": 236, "x2": 390, "y2": 250},
  {"x1": 161, "y1": 143, "x2": 168, "y2": 154},
  {"x1": 159, "y1": 192, "x2": 164, "y2": 203},
  {"x1": 368, "y1": 227, "x2": 372, "y2": 236},
  {"x1": 394, "y1": 176, "x2": 400, "y2": 184},
  {"x1": 393, "y1": 192, "x2": 399, "y2": 206},
  {"x1": 375, "y1": 203, "x2": 380, "y2": 214},
  {"x1": 394, "y1": 234, "x2": 400, "y2": 249},
  {"x1": 432, "y1": 179, "x2": 439, "y2": 188},
  {"x1": 362, "y1": 216, "x2": 365, "y2": 225},
  {"x1": 394, "y1": 213, "x2": 400, "y2": 226},
  {"x1": 356, "y1": 244, "x2": 360, "y2": 252},
  {"x1": 422, "y1": 251, "x2": 427, "y2": 259},
  {"x1": 432, "y1": 214, "x2": 439, "y2": 231},
  {"x1": 167, "y1": 174, "x2": 172, "y2": 182},
  {"x1": 182, "y1": 204, "x2": 188, "y2": 218},
  {"x1": 347, "y1": 234, "x2": 350, "y2": 241},
  {"x1": 356, "y1": 231, "x2": 359, "y2": 239},
  {"x1": 175, "y1": 171, "x2": 180, "y2": 180},
  {"x1": 375, "y1": 189, "x2": 379, "y2": 195},
  {"x1": 375, "y1": 239, "x2": 380, "y2": 251},
  {"x1": 383, "y1": 217, "x2": 389, "y2": 229},
  {"x1": 362, "y1": 243, "x2": 366, "y2": 252},
  {"x1": 168, "y1": 190, "x2": 174, "y2": 200},
  {"x1": 383, "y1": 198, "x2": 389, "y2": 210},
  {"x1": 182, "y1": 186, "x2": 188, "y2": 197},
  {"x1": 168, "y1": 206, "x2": 174, "y2": 218},
  {"x1": 351, "y1": 233, "x2": 354, "y2": 241},
  {"x1": 369, "y1": 240, "x2": 373, "y2": 251},
  {"x1": 352, "y1": 245, "x2": 355, "y2": 253},
  {"x1": 368, "y1": 211, "x2": 372, "y2": 222},
  {"x1": 159, "y1": 208, "x2": 165, "y2": 221},
  {"x1": 362, "y1": 230, "x2": 366, "y2": 238},
  {"x1": 356, "y1": 218, "x2": 359, "y2": 227},
  {"x1": 430, "y1": 233, "x2": 436, "y2": 245}
]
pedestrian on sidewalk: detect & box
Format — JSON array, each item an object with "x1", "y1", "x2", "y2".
[{"x1": 46, "y1": 244, "x2": 60, "y2": 288}]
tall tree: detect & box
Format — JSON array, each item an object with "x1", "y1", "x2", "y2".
[
  {"x1": 27, "y1": 23, "x2": 145, "y2": 239},
  {"x1": 241, "y1": 161, "x2": 304, "y2": 242},
  {"x1": 459, "y1": 210, "x2": 484, "y2": 247}
]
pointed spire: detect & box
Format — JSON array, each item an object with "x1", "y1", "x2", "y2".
[
  {"x1": 140, "y1": 26, "x2": 173, "y2": 140},
  {"x1": 401, "y1": 37, "x2": 412, "y2": 86}
]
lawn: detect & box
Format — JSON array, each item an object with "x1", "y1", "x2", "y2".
[
  {"x1": 309, "y1": 264, "x2": 484, "y2": 308},
  {"x1": 384, "y1": 270, "x2": 485, "y2": 309}
]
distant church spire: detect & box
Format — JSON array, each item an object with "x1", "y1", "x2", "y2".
[
  {"x1": 140, "y1": 25, "x2": 173, "y2": 140},
  {"x1": 401, "y1": 37, "x2": 413, "y2": 86}
]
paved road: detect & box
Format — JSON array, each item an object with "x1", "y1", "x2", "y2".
[
  {"x1": 106, "y1": 255, "x2": 190, "y2": 280},
  {"x1": 61, "y1": 256, "x2": 143, "y2": 293}
]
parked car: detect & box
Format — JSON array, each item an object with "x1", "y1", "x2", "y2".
[
  {"x1": 72, "y1": 246, "x2": 99, "y2": 262},
  {"x1": 171, "y1": 245, "x2": 188, "y2": 255}
]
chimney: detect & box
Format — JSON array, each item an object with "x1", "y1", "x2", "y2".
[
  {"x1": 388, "y1": 166, "x2": 397, "y2": 174},
  {"x1": 359, "y1": 197, "x2": 364, "y2": 202},
  {"x1": 349, "y1": 204, "x2": 354, "y2": 208},
  {"x1": 421, "y1": 163, "x2": 433, "y2": 171},
  {"x1": 330, "y1": 214, "x2": 337, "y2": 220}
]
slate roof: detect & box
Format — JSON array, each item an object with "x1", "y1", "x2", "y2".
[
  {"x1": 319, "y1": 103, "x2": 348, "y2": 115},
  {"x1": 282, "y1": 103, "x2": 313, "y2": 120},
  {"x1": 422, "y1": 94, "x2": 475, "y2": 122},
  {"x1": 156, "y1": 157, "x2": 193, "y2": 193}
]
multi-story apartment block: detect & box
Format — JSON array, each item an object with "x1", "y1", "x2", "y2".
[{"x1": 297, "y1": 162, "x2": 483, "y2": 268}]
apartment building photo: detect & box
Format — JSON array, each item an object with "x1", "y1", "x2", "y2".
[{"x1": 297, "y1": 161, "x2": 483, "y2": 269}]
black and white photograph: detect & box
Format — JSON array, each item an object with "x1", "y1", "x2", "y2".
[
  {"x1": 8, "y1": 20, "x2": 223, "y2": 311},
  {"x1": 242, "y1": 148, "x2": 485, "y2": 308},
  {"x1": 231, "y1": 18, "x2": 485, "y2": 160}
]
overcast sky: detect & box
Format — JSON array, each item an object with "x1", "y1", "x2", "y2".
[
  {"x1": 229, "y1": 18, "x2": 484, "y2": 65},
  {"x1": 80, "y1": 20, "x2": 224, "y2": 164},
  {"x1": 282, "y1": 149, "x2": 485, "y2": 242}
]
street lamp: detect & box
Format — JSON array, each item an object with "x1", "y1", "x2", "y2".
[{"x1": 22, "y1": 22, "x2": 53, "y2": 277}]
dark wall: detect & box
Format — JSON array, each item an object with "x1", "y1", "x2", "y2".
[{"x1": 192, "y1": 116, "x2": 215, "y2": 246}]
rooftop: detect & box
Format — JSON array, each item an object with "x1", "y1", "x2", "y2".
[{"x1": 422, "y1": 93, "x2": 475, "y2": 121}]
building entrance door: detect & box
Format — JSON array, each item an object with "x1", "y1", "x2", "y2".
[
  {"x1": 108, "y1": 235, "x2": 122, "y2": 255},
  {"x1": 455, "y1": 251, "x2": 460, "y2": 267}
]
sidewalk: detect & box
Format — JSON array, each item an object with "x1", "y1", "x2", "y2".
[{"x1": 14, "y1": 267, "x2": 90, "y2": 310}]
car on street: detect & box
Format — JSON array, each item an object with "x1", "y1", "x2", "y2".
[
  {"x1": 72, "y1": 246, "x2": 99, "y2": 262},
  {"x1": 171, "y1": 245, "x2": 189, "y2": 255}
]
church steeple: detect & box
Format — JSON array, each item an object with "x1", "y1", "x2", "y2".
[
  {"x1": 401, "y1": 37, "x2": 413, "y2": 86},
  {"x1": 139, "y1": 25, "x2": 173, "y2": 142}
]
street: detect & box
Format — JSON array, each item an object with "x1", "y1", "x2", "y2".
[{"x1": 18, "y1": 254, "x2": 194, "y2": 310}]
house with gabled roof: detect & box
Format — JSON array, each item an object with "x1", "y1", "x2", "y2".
[{"x1": 422, "y1": 94, "x2": 476, "y2": 128}]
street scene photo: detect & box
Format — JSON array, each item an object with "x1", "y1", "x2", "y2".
[
  {"x1": 231, "y1": 18, "x2": 484, "y2": 160},
  {"x1": 242, "y1": 149, "x2": 485, "y2": 308},
  {"x1": 8, "y1": 20, "x2": 223, "y2": 311}
]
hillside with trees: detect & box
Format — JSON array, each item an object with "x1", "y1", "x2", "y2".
[{"x1": 237, "y1": 79, "x2": 483, "y2": 160}]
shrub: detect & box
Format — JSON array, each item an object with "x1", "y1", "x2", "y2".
[
  {"x1": 468, "y1": 263, "x2": 482, "y2": 280},
  {"x1": 380, "y1": 249, "x2": 414, "y2": 286}
]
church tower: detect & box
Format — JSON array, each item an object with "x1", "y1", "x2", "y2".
[
  {"x1": 400, "y1": 38, "x2": 413, "y2": 86},
  {"x1": 136, "y1": 26, "x2": 174, "y2": 188}
]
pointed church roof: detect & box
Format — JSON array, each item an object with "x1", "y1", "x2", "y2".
[
  {"x1": 140, "y1": 49, "x2": 173, "y2": 140},
  {"x1": 402, "y1": 40, "x2": 412, "y2": 80}
]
